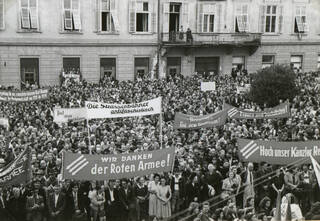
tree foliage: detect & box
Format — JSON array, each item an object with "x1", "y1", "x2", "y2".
[{"x1": 249, "y1": 65, "x2": 298, "y2": 107}]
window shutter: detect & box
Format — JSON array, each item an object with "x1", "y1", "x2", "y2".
[
  {"x1": 216, "y1": 4, "x2": 222, "y2": 32},
  {"x1": 0, "y1": 0, "x2": 5, "y2": 29},
  {"x1": 243, "y1": 5, "x2": 249, "y2": 32},
  {"x1": 73, "y1": 10, "x2": 81, "y2": 30},
  {"x1": 197, "y1": 3, "x2": 203, "y2": 33},
  {"x1": 110, "y1": 0, "x2": 120, "y2": 32},
  {"x1": 128, "y1": 0, "x2": 136, "y2": 32},
  {"x1": 182, "y1": 2, "x2": 188, "y2": 30},
  {"x1": 234, "y1": 4, "x2": 241, "y2": 32},
  {"x1": 236, "y1": 15, "x2": 244, "y2": 32},
  {"x1": 277, "y1": 5, "x2": 283, "y2": 34},
  {"x1": 303, "y1": 6, "x2": 308, "y2": 33},
  {"x1": 72, "y1": 0, "x2": 81, "y2": 30},
  {"x1": 259, "y1": 5, "x2": 266, "y2": 33},
  {"x1": 29, "y1": 7, "x2": 38, "y2": 29},
  {"x1": 21, "y1": 68, "x2": 25, "y2": 85},
  {"x1": 20, "y1": 7, "x2": 30, "y2": 29},
  {"x1": 151, "y1": 1, "x2": 156, "y2": 33},
  {"x1": 96, "y1": 0, "x2": 100, "y2": 32},
  {"x1": 163, "y1": 2, "x2": 169, "y2": 33}
]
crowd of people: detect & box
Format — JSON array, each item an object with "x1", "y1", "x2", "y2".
[{"x1": 0, "y1": 70, "x2": 320, "y2": 221}]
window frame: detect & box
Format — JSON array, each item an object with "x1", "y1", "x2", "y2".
[
  {"x1": 61, "y1": 0, "x2": 82, "y2": 32},
  {"x1": 62, "y1": 56, "x2": 81, "y2": 72},
  {"x1": 135, "y1": 1, "x2": 150, "y2": 33},
  {"x1": 0, "y1": 0, "x2": 4, "y2": 30},
  {"x1": 99, "y1": 0, "x2": 113, "y2": 32},
  {"x1": 261, "y1": 55, "x2": 275, "y2": 69},
  {"x1": 203, "y1": 14, "x2": 214, "y2": 33},
  {"x1": 100, "y1": 56, "x2": 117, "y2": 80},
  {"x1": 232, "y1": 56, "x2": 246, "y2": 70},
  {"x1": 265, "y1": 5, "x2": 277, "y2": 33},
  {"x1": 294, "y1": 5, "x2": 308, "y2": 33},
  {"x1": 18, "y1": 0, "x2": 40, "y2": 32},
  {"x1": 290, "y1": 55, "x2": 303, "y2": 72},
  {"x1": 235, "y1": 4, "x2": 249, "y2": 33}
]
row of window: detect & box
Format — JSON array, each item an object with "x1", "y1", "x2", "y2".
[
  {"x1": 0, "y1": 0, "x2": 310, "y2": 34},
  {"x1": 261, "y1": 54, "x2": 320, "y2": 72},
  {"x1": 19, "y1": 54, "x2": 320, "y2": 87}
]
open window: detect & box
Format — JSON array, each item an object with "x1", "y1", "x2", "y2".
[
  {"x1": 235, "y1": 4, "x2": 249, "y2": 33},
  {"x1": 129, "y1": 0, "x2": 155, "y2": 33},
  {"x1": 232, "y1": 56, "x2": 245, "y2": 72},
  {"x1": 100, "y1": 58, "x2": 116, "y2": 80},
  {"x1": 167, "y1": 57, "x2": 181, "y2": 78},
  {"x1": 98, "y1": 0, "x2": 119, "y2": 32},
  {"x1": 294, "y1": 5, "x2": 308, "y2": 33},
  {"x1": 62, "y1": 0, "x2": 81, "y2": 31},
  {"x1": 134, "y1": 57, "x2": 149, "y2": 80},
  {"x1": 19, "y1": 0, "x2": 39, "y2": 30},
  {"x1": 195, "y1": 57, "x2": 219, "y2": 76},
  {"x1": 290, "y1": 55, "x2": 303, "y2": 73},
  {"x1": 20, "y1": 58, "x2": 39, "y2": 89}
]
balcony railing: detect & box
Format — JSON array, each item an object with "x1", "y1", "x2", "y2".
[{"x1": 161, "y1": 31, "x2": 262, "y2": 46}]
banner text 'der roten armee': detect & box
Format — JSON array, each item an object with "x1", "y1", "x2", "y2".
[{"x1": 62, "y1": 147, "x2": 175, "y2": 180}]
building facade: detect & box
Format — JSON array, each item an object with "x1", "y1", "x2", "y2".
[{"x1": 0, "y1": 0, "x2": 319, "y2": 88}]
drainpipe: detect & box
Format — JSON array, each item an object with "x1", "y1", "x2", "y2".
[{"x1": 157, "y1": 0, "x2": 161, "y2": 79}]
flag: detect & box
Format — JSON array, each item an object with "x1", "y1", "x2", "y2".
[
  {"x1": 0, "y1": 147, "x2": 31, "y2": 187},
  {"x1": 310, "y1": 155, "x2": 320, "y2": 188}
]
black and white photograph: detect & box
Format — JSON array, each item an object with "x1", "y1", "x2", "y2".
[{"x1": 0, "y1": 0, "x2": 320, "y2": 220}]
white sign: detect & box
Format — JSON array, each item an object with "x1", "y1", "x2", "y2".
[
  {"x1": 53, "y1": 108, "x2": 86, "y2": 123},
  {"x1": 0, "y1": 118, "x2": 9, "y2": 128},
  {"x1": 201, "y1": 82, "x2": 216, "y2": 91},
  {"x1": 85, "y1": 97, "x2": 162, "y2": 119}
]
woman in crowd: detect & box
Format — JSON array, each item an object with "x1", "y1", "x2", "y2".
[
  {"x1": 90, "y1": 185, "x2": 106, "y2": 221},
  {"x1": 156, "y1": 177, "x2": 172, "y2": 220},
  {"x1": 135, "y1": 176, "x2": 149, "y2": 221},
  {"x1": 221, "y1": 170, "x2": 239, "y2": 204},
  {"x1": 148, "y1": 173, "x2": 160, "y2": 220},
  {"x1": 258, "y1": 196, "x2": 272, "y2": 217}
]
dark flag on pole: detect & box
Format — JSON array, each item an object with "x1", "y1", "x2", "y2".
[{"x1": 0, "y1": 147, "x2": 32, "y2": 187}]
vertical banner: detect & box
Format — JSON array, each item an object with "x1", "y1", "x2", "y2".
[{"x1": 62, "y1": 148, "x2": 175, "y2": 181}]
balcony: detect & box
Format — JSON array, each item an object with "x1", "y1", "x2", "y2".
[{"x1": 161, "y1": 32, "x2": 261, "y2": 47}]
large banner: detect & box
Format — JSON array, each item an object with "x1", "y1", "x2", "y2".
[
  {"x1": 85, "y1": 97, "x2": 161, "y2": 119},
  {"x1": 53, "y1": 108, "x2": 86, "y2": 123},
  {"x1": 62, "y1": 148, "x2": 175, "y2": 180},
  {"x1": 224, "y1": 102, "x2": 291, "y2": 119},
  {"x1": 238, "y1": 138, "x2": 320, "y2": 164},
  {"x1": 0, "y1": 89, "x2": 49, "y2": 102},
  {"x1": 0, "y1": 147, "x2": 31, "y2": 187},
  {"x1": 174, "y1": 110, "x2": 227, "y2": 129}
]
